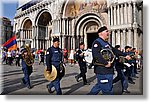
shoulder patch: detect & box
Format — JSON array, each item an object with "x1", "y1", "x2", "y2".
[
  {"x1": 94, "y1": 44, "x2": 98, "y2": 47},
  {"x1": 47, "y1": 51, "x2": 49, "y2": 54}
]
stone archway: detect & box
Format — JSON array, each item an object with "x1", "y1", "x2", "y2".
[
  {"x1": 85, "y1": 21, "x2": 99, "y2": 48},
  {"x1": 36, "y1": 12, "x2": 52, "y2": 50},
  {"x1": 75, "y1": 13, "x2": 105, "y2": 49},
  {"x1": 22, "y1": 19, "x2": 32, "y2": 46}
]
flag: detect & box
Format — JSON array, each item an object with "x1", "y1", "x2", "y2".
[{"x1": 2, "y1": 35, "x2": 17, "y2": 51}]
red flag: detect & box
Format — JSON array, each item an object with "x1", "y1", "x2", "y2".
[{"x1": 2, "y1": 35, "x2": 17, "y2": 50}]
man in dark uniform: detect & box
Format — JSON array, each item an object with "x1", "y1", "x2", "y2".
[
  {"x1": 113, "y1": 45, "x2": 130, "y2": 93},
  {"x1": 39, "y1": 50, "x2": 45, "y2": 65},
  {"x1": 46, "y1": 38, "x2": 63, "y2": 95},
  {"x1": 21, "y1": 47, "x2": 33, "y2": 89},
  {"x1": 75, "y1": 42, "x2": 90, "y2": 85},
  {"x1": 124, "y1": 46, "x2": 135, "y2": 84},
  {"x1": 88, "y1": 26, "x2": 130, "y2": 95}
]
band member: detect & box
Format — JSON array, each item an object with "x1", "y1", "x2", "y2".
[
  {"x1": 39, "y1": 49, "x2": 45, "y2": 65},
  {"x1": 88, "y1": 26, "x2": 130, "y2": 95},
  {"x1": 113, "y1": 45, "x2": 130, "y2": 93},
  {"x1": 15, "y1": 48, "x2": 20, "y2": 66},
  {"x1": 124, "y1": 46, "x2": 135, "y2": 84},
  {"x1": 46, "y1": 38, "x2": 63, "y2": 95},
  {"x1": 75, "y1": 42, "x2": 90, "y2": 85},
  {"x1": 21, "y1": 45, "x2": 33, "y2": 89}
]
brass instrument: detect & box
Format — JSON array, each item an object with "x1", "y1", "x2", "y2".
[
  {"x1": 22, "y1": 44, "x2": 34, "y2": 66},
  {"x1": 44, "y1": 63, "x2": 65, "y2": 81},
  {"x1": 93, "y1": 49, "x2": 115, "y2": 66},
  {"x1": 129, "y1": 53, "x2": 137, "y2": 59},
  {"x1": 119, "y1": 53, "x2": 137, "y2": 63},
  {"x1": 44, "y1": 65, "x2": 57, "y2": 81},
  {"x1": 119, "y1": 56, "x2": 126, "y2": 63}
]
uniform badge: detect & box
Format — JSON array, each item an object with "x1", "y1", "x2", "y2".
[
  {"x1": 94, "y1": 44, "x2": 98, "y2": 47},
  {"x1": 47, "y1": 51, "x2": 49, "y2": 54},
  {"x1": 105, "y1": 44, "x2": 110, "y2": 48}
]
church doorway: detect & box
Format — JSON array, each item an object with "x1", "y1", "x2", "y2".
[{"x1": 87, "y1": 32, "x2": 98, "y2": 49}]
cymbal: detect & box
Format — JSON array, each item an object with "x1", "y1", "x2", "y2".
[{"x1": 44, "y1": 65, "x2": 57, "y2": 81}]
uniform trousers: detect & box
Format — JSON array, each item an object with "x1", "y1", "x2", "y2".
[
  {"x1": 22, "y1": 66, "x2": 32, "y2": 87},
  {"x1": 113, "y1": 66, "x2": 128, "y2": 91},
  {"x1": 77, "y1": 62, "x2": 87, "y2": 83},
  {"x1": 47, "y1": 78, "x2": 62, "y2": 95},
  {"x1": 89, "y1": 74, "x2": 113, "y2": 95}
]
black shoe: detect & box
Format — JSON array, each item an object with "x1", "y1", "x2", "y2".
[
  {"x1": 129, "y1": 80, "x2": 135, "y2": 84},
  {"x1": 75, "y1": 76, "x2": 79, "y2": 82},
  {"x1": 21, "y1": 78, "x2": 26, "y2": 85},
  {"x1": 84, "y1": 82, "x2": 90, "y2": 85},
  {"x1": 133, "y1": 76, "x2": 139, "y2": 78},
  {"x1": 47, "y1": 85, "x2": 54, "y2": 93},
  {"x1": 123, "y1": 89, "x2": 130, "y2": 93},
  {"x1": 27, "y1": 85, "x2": 33, "y2": 89}
]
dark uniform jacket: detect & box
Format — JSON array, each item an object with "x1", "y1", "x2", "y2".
[
  {"x1": 46, "y1": 46, "x2": 63, "y2": 74},
  {"x1": 76, "y1": 49, "x2": 85, "y2": 62},
  {"x1": 92, "y1": 37, "x2": 126, "y2": 75}
]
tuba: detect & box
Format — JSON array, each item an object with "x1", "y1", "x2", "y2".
[{"x1": 22, "y1": 44, "x2": 34, "y2": 66}]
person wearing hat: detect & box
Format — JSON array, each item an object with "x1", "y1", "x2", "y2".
[
  {"x1": 113, "y1": 45, "x2": 130, "y2": 93},
  {"x1": 46, "y1": 37, "x2": 63, "y2": 95},
  {"x1": 88, "y1": 26, "x2": 130, "y2": 95},
  {"x1": 124, "y1": 46, "x2": 135, "y2": 84},
  {"x1": 75, "y1": 42, "x2": 90, "y2": 85},
  {"x1": 20, "y1": 48, "x2": 33, "y2": 89}
]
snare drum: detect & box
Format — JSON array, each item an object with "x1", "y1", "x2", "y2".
[{"x1": 84, "y1": 49, "x2": 93, "y2": 64}]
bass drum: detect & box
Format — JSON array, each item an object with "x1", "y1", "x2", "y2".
[{"x1": 84, "y1": 49, "x2": 93, "y2": 64}]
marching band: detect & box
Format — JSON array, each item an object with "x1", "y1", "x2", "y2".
[{"x1": 1, "y1": 26, "x2": 143, "y2": 95}]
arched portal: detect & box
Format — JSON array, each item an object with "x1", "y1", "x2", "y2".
[
  {"x1": 85, "y1": 21, "x2": 99, "y2": 48},
  {"x1": 62, "y1": 0, "x2": 107, "y2": 50},
  {"x1": 36, "y1": 12, "x2": 52, "y2": 50},
  {"x1": 75, "y1": 13, "x2": 105, "y2": 49},
  {"x1": 22, "y1": 19, "x2": 32, "y2": 46}
]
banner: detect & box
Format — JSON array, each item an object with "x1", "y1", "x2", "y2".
[{"x1": 2, "y1": 35, "x2": 17, "y2": 51}]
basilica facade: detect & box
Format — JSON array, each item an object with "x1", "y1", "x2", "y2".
[{"x1": 13, "y1": 0, "x2": 143, "y2": 51}]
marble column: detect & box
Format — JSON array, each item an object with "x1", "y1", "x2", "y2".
[
  {"x1": 112, "y1": 30, "x2": 116, "y2": 47},
  {"x1": 28, "y1": 30, "x2": 29, "y2": 39},
  {"x1": 133, "y1": 2, "x2": 137, "y2": 25},
  {"x1": 24, "y1": 30, "x2": 26, "y2": 39},
  {"x1": 28, "y1": 30, "x2": 30, "y2": 39},
  {"x1": 34, "y1": 26, "x2": 37, "y2": 49},
  {"x1": 120, "y1": 4, "x2": 124, "y2": 24},
  {"x1": 73, "y1": 36, "x2": 76, "y2": 50},
  {"x1": 20, "y1": 30, "x2": 23, "y2": 46},
  {"x1": 46, "y1": 26, "x2": 48, "y2": 49},
  {"x1": 20, "y1": 29, "x2": 23, "y2": 39},
  {"x1": 22, "y1": 30, "x2": 24, "y2": 39},
  {"x1": 127, "y1": 28, "x2": 133, "y2": 46},
  {"x1": 124, "y1": 3, "x2": 128, "y2": 24},
  {"x1": 63, "y1": 18, "x2": 66, "y2": 35},
  {"x1": 36, "y1": 26, "x2": 39, "y2": 49},
  {"x1": 133, "y1": 28, "x2": 137, "y2": 48},
  {"x1": 114, "y1": 5, "x2": 117, "y2": 25},
  {"x1": 117, "y1": 5, "x2": 120, "y2": 25},
  {"x1": 108, "y1": 7, "x2": 111, "y2": 26},
  {"x1": 116, "y1": 30, "x2": 121, "y2": 45},
  {"x1": 62, "y1": 36, "x2": 65, "y2": 49},
  {"x1": 110, "y1": 6, "x2": 114, "y2": 26},
  {"x1": 121, "y1": 29, "x2": 126, "y2": 49},
  {"x1": 84, "y1": 33, "x2": 87, "y2": 49},
  {"x1": 67, "y1": 19, "x2": 69, "y2": 36},
  {"x1": 128, "y1": 2, "x2": 132, "y2": 24}
]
